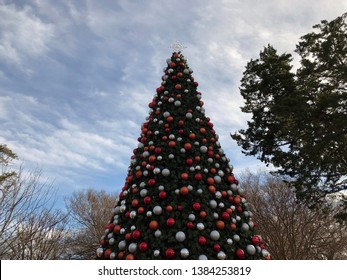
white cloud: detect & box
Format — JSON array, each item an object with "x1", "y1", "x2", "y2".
[{"x1": 0, "y1": 3, "x2": 55, "y2": 71}]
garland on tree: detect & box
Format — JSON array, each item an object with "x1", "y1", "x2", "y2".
[{"x1": 96, "y1": 51, "x2": 270, "y2": 260}]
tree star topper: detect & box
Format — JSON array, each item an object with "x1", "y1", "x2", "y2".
[{"x1": 169, "y1": 41, "x2": 187, "y2": 52}]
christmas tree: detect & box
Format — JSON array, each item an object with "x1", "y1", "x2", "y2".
[{"x1": 96, "y1": 45, "x2": 270, "y2": 260}]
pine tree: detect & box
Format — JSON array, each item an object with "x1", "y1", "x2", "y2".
[{"x1": 96, "y1": 50, "x2": 269, "y2": 260}]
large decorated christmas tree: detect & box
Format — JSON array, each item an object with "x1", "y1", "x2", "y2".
[{"x1": 96, "y1": 45, "x2": 270, "y2": 260}]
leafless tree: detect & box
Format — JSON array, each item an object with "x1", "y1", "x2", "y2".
[
  {"x1": 240, "y1": 170, "x2": 347, "y2": 260},
  {"x1": 0, "y1": 144, "x2": 69, "y2": 259},
  {"x1": 64, "y1": 189, "x2": 116, "y2": 259}
]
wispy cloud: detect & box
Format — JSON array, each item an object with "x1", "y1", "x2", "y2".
[{"x1": 1, "y1": 0, "x2": 346, "y2": 208}]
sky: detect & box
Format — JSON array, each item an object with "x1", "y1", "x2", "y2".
[{"x1": 1, "y1": 0, "x2": 346, "y2": 209}]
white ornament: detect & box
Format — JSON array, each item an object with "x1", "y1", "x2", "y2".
[
  {"x1": 242, "y1": 223, "x2": 250, "y2": 231},
  {"x1": 130, "y1": 211, "x2": 136, "y2": 219},
  {"x1": 217, "y1": 251, "x2": 226, "y2": 260},
  {"x1": 153, "y1": 168, "x2": 161, "y2": 174},
  {"x1": 197, "y1": 223, "x2": 205, "y2": 230},
  {"x1": 140, "y1": 189, "x2": 148, "y2": 197},
  {"x1": 233, "y1": 234, "x2": 240, "y2": 242},
  {"x1": 197, "y1": 189, "x2": 203, "y2": 194},
  {"x1": 180, "y1": 248, "x2": 189, "y2": 258},
  {"x1": 174, "y1": 101, "x2": 181, "y2": 106},
  {"x1": 227, "y1": 238, "x2": 233, "y2": 245},
  {"x1": 199, "y1": 255, "x2": 208, "y2": 260},
  {"x1": 210, "y1": 200, "x2": 217, "y2": 208},
  {"x1": 246, "y1": 245, "x2": 256, "y2": 255},
  {"x1": 231, "y1": 184, "x2": 238, "y2": 191},
  {"x1": 163, "y1": 111, "x2": 170, "y2": 117},
  {"x1": 154, "y1": 250, "x2": 160, "y2": 256},
  {"x1": 214, "y1": 175, "x2": 222, "y2": 183},
  {"x1": 153, "y1": 206, "x2": 163, "y2": 215},
  {"x1": 96, "y1": 247, "x2": 104, "y2": 257},
  {"x1": 146, "y1": 211, "x2": 152, "y2": 217},
  {"x1": 210, "y1": 230, "x2": 220, "y2": 241},
  {"x1": 118, "y1": 240, "x2": 126, "y2": 250},
  {"x1": 128, "y1": 243, "x2": 137, "y2": 253},
  {"x1": 168, "y1": 154, "x2": 174, "y2": 159},
  {"x1": 162, "y1": 169, "x2": 170, "y2": 176},
  {"x1": 215, "y1": 191, "x2": 222, "y2": 199},
  {"x1": 110, "y1": 252, "x2": 116, "y2": 260},
  {"x1": 175, "y1": 231, "x2": 186, "y2": 242},
  {"x1": 155, "y1": 230, "x2": 162, "y2": 237},
  {"x1": 200, "y1": 146, "x2": 208, "y2": 153},
  {"x1": 120, "y1": 228, "x2": 125, "y2": 234},
  {"x1": 189, "y1": 214, "x2": 196, "y2": 221},
  {"x1": 186, "y1": 112, "x2": 193, "y2": 119}
]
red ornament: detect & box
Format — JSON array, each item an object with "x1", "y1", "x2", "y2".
[
  {"x1": 159, "y1": 191, "x2": 167, "y2": 199},
  {"x1": 206, "y1": 177, "x2": 214, "y2": 185},
  {"x1": 180, "y1": 186, "x2": 189, "y2": 196},
  {"x1": 166, "y1": 218, "x2": 175, "y2": 227},
  {"x1": 222, "y1": 212, "x2": 230, "y2": 220},
  {"x1": 155, "y1": 147, "x2": 162, "y2": 154},
  {"x1": 198, "y1": 236, "x2": 206, "y2": 245},
  {"x1": 148, "y1": 179, "x2": 156, "y2": 186},
  {"x1": 165, "y1": 248, "x2": 175, "y2": 259},
  {"x1": 177, "y1": 205, "x2": 183, "y2": 211},
  {"x1": 184, "y1": 143, "x2": 192, "y2": 150},
  {"x1": 175, "y1": 84, "x2": 182, "y2": 90},
  {"x1": 186, "y1": 221, "x2": 194, "y2": 229},
  {"x1": 194, "y1": 173, "x2": 203, "y2": 181},
  {"x1": 181, "y1": 173, "x2": 189, "y2": 180},
  {"x1": 168, "y1": 141, "x2": 176, "y2": 148},
  {"x1": 139, "y1": 242, "x2": 148, "y2": 252},
  {"x1": 186, "y1": 158, "x2": 193, "y2": 165},
  {"x1": 144, "y1": 196, "x2": 152, "y2": 204},
  {"x1": 149, "y1": 155, "x2": 156, "y2": 163},
  {"x1": 193, "y1": 202, "x2": 201, "y2": 211},
  {"x1": 132, "y1": 230, "x2": 141, "y2": 239},
  {"x1": 213, "y1": 244, "x2": 221, "y2": 252},
  {"x1": 236, "y1": 249, "x2": 245, "y2": 259},
  {"x1": 131, "y1": 199, "x2": 139, "y2": 208},
  {"x1": 251, "y1": 235, "x2": 261, "y2": 246},
  {"x1": 104, "y1": 249, "x2": 112, "y2": 259},
  {"x1": 149, "y1": 220, "x2": 159, "y2": 230},
  {"x1": 200, "y1": 211, "x2": 207, "y2": 218}
]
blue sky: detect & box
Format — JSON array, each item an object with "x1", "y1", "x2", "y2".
[{"x1": 1, "y1": 0, "x2": 346, "y2": 209}]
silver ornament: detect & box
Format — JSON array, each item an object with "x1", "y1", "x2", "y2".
[
  {"x1": 200, "y1": 146, "x2": 208, "y2": 153},
  {"x1": 217, "y1": 251, "x2": 226, "y2": 260},
  {"x1": 197, "y1": 223, "x2": 205, "y2": 230},
  {"x1": 175, "y1": 231, "x2": 186, "y2": 242},
  {"x1": 210, "y1": 230, "x2": 220, "y2": 240},
  {"x1": 189, "y1": 214, "x2": 196, "y2": 221},
  {"x1": 227, "y1": 238, "x2": 233, "y2": 245},
  {"x1": 140, "y1": 189, "x2": 148, "y2": 197},
  {"x1": 155, "y1": 230, "x2": 162, "y2": 237},
  {"x1": 186, "y1": 112, "x2": 193, "y2": 119},
  {"x1": 210, "y1": 200, "x2": 217, "y2": 208},
  {"x1": 233, "y1": 234, "x2": 240, "y2": 242},
  {"x1": 110, "y1": 252, "x2": 116, "y2": 260},
  {"x1": 199, "y1": 255, "x2": 208, "y2": 260},
  {"x1": 153, "y1": 206, "x2": 163, "y2": 215},
  {"x1": 96, "y1": 247, "x2": 104, "y2": 257},
  {"x1": 246, "y1": 245, "x2": 256, "y2": 255},
  {"x1": 180, "y1": 248, "x2": 189, "y2": 258},
  {"x1": 162, "y1": 169, "x2": 170, "y2": 176},
  {"x1": 154, "y1": 250, "x2": 160, "y2": 256},
  {"x1": 118, "y1": 240, "x2": 126, "y2": 250},
  {"x1": 128, "y1": 243, "x2": 137, "y2": 253}
]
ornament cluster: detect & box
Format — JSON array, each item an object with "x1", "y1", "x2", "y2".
[{"x1": 96, "y1": 52, "x2": 270, "y2": 260}]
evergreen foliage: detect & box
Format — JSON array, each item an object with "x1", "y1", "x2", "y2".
[{"x1": 231, "y1": 13, "x2": 347, "y2": 218}]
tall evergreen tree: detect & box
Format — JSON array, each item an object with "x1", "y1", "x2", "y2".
[
  {"x1": 96, "y1": 50, "x2": 269, "y2": 260},
  {"x1": 231, "y1": 13, "x2": 347, "y2": 219}
]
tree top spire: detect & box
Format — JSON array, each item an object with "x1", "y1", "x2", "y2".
[{"x1": 169, "y1": 41, "x2": 187, "y2": 52}]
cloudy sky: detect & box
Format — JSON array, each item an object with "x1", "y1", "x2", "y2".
[{"x1": 1, "y1": 0, "x2": 346, "y2": 209}]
